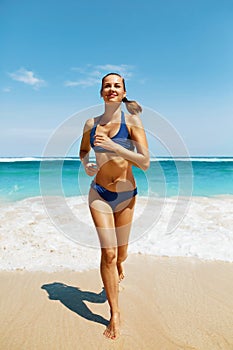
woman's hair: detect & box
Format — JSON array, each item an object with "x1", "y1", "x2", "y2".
[{"x1": 100, "y1": 72, "x2": 142, "y2": 115}]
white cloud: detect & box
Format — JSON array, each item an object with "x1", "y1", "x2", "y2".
[
  {"x1": 9, "y1": 68, "x2": 46, "y2": 89},
  {"x1": 65, "y1": 64, "x2": 134, "y2": 88},
  {"x1": 2, "y1": 87, "x2": 11, "y2": 93},
  {"x1": 64, "y1": 77, "x2": 99, "y2": 87},
  {"x1": 96, "y1": 64, "x2": 134, "y2": 79}
]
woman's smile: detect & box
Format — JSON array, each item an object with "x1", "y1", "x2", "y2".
[{"x1": 108, "y1": 93, "x2": 118, "y2": 98}]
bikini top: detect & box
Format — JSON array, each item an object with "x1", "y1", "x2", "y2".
[{"x1": 90, "y1": 111, "x2": 134, "y2": 153}]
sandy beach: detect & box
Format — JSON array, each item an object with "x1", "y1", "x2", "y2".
[
  {"x1": 1, "y1": 191, "x2": 233, "y2": 349},
  {"x1": 1, "y1": 254, "x2": 233, "y2": 350}
]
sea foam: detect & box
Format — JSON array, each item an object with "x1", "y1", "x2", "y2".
[{"x1": 0, "y1": 195, "x2": 233, "y2": 271}]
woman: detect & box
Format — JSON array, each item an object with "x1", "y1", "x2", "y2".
[{"x1": 79, "y1": 72, "x2": 149, "y2": 340}]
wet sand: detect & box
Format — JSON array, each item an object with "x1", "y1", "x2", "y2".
[{"x1": 1, "y1": 254, "x2": 233, "y2": 350}]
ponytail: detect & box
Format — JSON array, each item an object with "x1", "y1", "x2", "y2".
[{"x1": 122, "y1": 96, "x2": 142, "y2": 115}]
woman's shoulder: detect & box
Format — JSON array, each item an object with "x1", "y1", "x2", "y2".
[
  {"x1": 124, "y1": 112, "x2": 143, "y2": 128},
  {"x1": 83, "y1": 116, "x2": 101, "y2": 131}
]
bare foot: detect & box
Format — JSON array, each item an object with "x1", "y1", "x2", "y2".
[
  {"x1": 103, "y1": 312, "x2": 120, "y2": 340},
  {"x1": 117, "y1": 262, "x2": 125, "y2": 282}
]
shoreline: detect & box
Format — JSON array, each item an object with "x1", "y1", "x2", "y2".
[
  {"x1": 1, "y1": 195, "x2": 233, "y2": 271},
  {"x1": 2, "y1": 252, "x2": 233, "y2": 272},
  {"x1": 1, "y1": 254, "x2": 233, "y2": 349}
]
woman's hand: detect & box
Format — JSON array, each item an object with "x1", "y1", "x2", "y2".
[
  {"x1": 94, "y1": 134, "x2": 116, "y2": 152},
  {"x1": 83, "y1": 162, "x2": 98, "y2": 176}
]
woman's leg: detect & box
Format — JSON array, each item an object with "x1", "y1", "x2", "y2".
[
  {"x1": 89, "y1": 189, "x2": 120, "y2": 339},
  {"x1": 89, "y1": 189, "x2": 136, "y2": 339},
  {"x1": 114, "y1": 196, "x2": 136, "y2": 281},
  {"x1": 100, "y1": 247, "x2": 120, "y2": 339}
]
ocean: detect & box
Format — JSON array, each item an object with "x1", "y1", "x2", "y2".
[
  {"x1": 0, "y1": 157, "x2": 233, "y2": 271},
  {"x1": 1, "y1": 157, "x2": 233, "y2": 202}
]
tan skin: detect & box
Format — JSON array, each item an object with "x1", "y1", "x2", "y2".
[{"x1": 79, "y1": 74, "x2": 149, "y2": 340}]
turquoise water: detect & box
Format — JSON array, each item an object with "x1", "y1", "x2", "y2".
[{"x1": 0, "y1": 157, "x2": 233, "y2": 202}]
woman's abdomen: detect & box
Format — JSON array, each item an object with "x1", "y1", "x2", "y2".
[{"x1": 95, "y1": 156, "x2": 136, "y2": 192}]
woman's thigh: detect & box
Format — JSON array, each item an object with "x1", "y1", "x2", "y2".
[
  {"x1": 89, "y1": 188, "x2": 136, "y2": 248},
  {"x1": 89, "y1": 188, "x2": 117, "y2": 248},
  {"x1": 114, "y1": 196, "x2": 136, "y2": 247}
]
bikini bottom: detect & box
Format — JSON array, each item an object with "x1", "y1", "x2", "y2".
[{"x1": 91, "y1": 181, "x2": 137, "y2": 211}]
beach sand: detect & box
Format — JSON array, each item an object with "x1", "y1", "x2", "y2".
[{"x1": 1, "y1": 254, "x2": 233, "y2": 350}]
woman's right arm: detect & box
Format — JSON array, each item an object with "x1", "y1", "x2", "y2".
[{"x1": 79, "y1": 119, "x2": 98, "y2": 176}]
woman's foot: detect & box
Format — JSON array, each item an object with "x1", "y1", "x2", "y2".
[
  {"x1": 117, "y1": 262, "x2": 125, "y2": 282},
  {"x1": 103, "y1": 312, "x2": 120, "y2": 340}
]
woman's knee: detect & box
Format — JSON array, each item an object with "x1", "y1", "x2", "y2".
[
  {"x1": 101, "y1": 248, "x2": 117, "y2": 265},
  {"x1": 117, "y1": 245, "x2": 128, "y2": 264},
  {"x1": 117, "y1": 252, "x2": 128, "y2": 264}
]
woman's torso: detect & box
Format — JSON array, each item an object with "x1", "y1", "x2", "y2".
[{"x1": 90, "y1": 111, "x2": 136, "y2": 192}]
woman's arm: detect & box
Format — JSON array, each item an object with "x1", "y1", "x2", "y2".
[
  {"x1": 79, "y1": 119, "x2": 98, "y2": 176},
  {"x1": 116, "y1": 115, "x2": 150, "y2": 170},
  {"x1": 94, "y1": 115, "x2": 150, "y2": 171}
]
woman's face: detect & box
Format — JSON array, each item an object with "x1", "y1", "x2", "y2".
[{"x1": 101, "y1": 75, "x2": 126, "y2": 103}]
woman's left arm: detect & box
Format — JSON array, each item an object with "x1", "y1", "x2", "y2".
[{"x1": 114, "y1": 115, "x2": 150, "y2": 170}]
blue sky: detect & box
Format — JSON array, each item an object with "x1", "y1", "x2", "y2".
[{"x1": 0, "y1": 0, "x2": 233, "y2": 156}]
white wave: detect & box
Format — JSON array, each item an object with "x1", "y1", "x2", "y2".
[
  {"x1": 0, "y1": 157, "x2": 41, "y2": 162},
  {"x1": 0, "y1": 195, "x2": 233, "y2": 271},
  {"x1": 1, "y1": 156, "x2": 233, "y2": 163},
  {"x1": 0, "y1": 157, "x2": 79, "y2": 162},
  {"x1": 150, "y1": 157, "x2": 233, "y2": 162}
]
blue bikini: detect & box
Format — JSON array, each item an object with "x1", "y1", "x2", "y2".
[
  {"x1": 90, "y1": 111, "x2": 134, "y2": 153},
  {"x1": 91, "y1": 181, "x2": 137, "y2": 210},
  {"x1": 90, "y1": 111, "x2": 137, "y2": 210}
]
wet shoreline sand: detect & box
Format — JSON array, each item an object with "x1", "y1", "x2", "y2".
[{"x1": 1, "y1": 254, "x2": 233, "y2": 350}]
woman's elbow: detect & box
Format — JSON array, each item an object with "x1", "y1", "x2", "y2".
[
  {"x1": 142, "y1": 162, "x2": 150, "y2": 171},
  {"x1": 140, "y1": 157, "x2": 150, "y2": 171}
]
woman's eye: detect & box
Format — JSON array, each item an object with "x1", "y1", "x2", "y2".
[{"x1": 104, "y1": 84, "x2": 122, "y2": 89}]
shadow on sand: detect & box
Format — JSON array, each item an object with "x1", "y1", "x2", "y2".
[{"x1": 41, "y1": 282, "x2": 108, "y2": 326}]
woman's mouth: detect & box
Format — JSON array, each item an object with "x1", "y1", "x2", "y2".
[{"x1": 108, "y1": 93, "x2": 117, "y2": 98}]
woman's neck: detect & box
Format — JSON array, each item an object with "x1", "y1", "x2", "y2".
[{"x1": 101, "y1": 102, "x2": 122, "y2": 124}]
